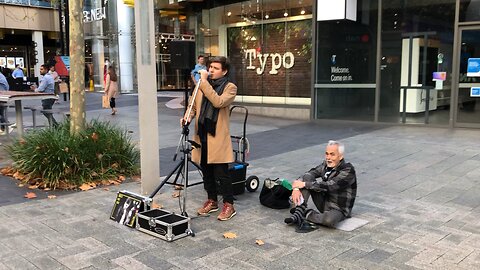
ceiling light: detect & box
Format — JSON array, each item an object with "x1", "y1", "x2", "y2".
[
  {"x1": 300, "y1": 9, "x2": 305, "y2": 15},
  {"x1": 265, "y1": 14, "x2": 269, "y2": 19},
  {"x1": 227, "y1": 11, "x2": 232, "y2": 17},
  {"x1": 284, "y1": 11, "x2": 288, "y2": 17}
]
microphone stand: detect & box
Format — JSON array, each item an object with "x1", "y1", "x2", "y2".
[{"x1": 148, "y1": 79, "x2": 203, "y2": 227}]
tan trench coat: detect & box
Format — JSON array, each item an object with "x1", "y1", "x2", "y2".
[
  {"x1": 189, "y1": 81, "x2": 237, "y2": 165},
  {"x1": 105, "y1": 74, "x2": 118, "y2": 100}
]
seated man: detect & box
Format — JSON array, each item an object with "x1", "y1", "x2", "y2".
[{"x1": 285, "y1": 140, "x2": 357, "y2": 233}]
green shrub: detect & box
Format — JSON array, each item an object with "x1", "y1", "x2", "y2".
[{"x1": 7, "y1": 120, "x2": 140, "y2": 188}]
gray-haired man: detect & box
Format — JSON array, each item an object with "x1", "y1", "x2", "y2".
[{"x1": 285, "y1": 140, "x2": 357, "y2": 233}]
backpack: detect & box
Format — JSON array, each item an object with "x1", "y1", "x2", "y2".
[{"x1": 259, "y1": 178, "x2": 292, "y2": 209}]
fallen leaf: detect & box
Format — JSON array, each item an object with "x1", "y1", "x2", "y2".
[
  {"x1": 13, "y1": 171, "x2": 25, "y2": 180},
  {"x1": 43, "y1": 188, "x2": 51, "y2": 191},
  {"x1": 101, "y1": 180, "x2": 111, "y2": 186},
  {"x1": 0, "y1": 167, "x2": 14, "y2": 175},
  {"x1": 18, "y1": 183, "x2": 25, "y2": 187},
  {"x1": 28, "y1": 185, "x2": 39, "y2": 189},
  {"x1": 174, "y1": 185, "x2": 183, "y2": 190},
  {"x1": 172, "y1": 191, "x2": 180, "y2": 198},
  {"x1": 255, "y1": 239, "x2": 265, "y2": 246},
  {"x1": 24, "y1": 192, "x2": 37, "y2": 199},
  {"x1": 132, "y1": 175, "x2": 141, "y2": 182},
  {"x1": 79, "y1": 183, "x2": 93, "y2": 191},
  {"x1": 103, "y1": 188, "x2": 110, "y2": 191},
  {"x1": 223, "y1": 232, "x2": 237, "y2": 239},
  {"x1": 118, "y1": 175, "x2": 126, "y2": 182},
  {"x1": 47, "y1": 195, "x2": 56, "y2": 199},
  {"x1": 109, "y1": 179, "x2": 120, "y2": 185},
  {"x1": 151, "y1": 202, "x2": 163, "y2": 209}
]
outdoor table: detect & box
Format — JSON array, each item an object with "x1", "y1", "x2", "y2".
[{"x1": 0, "y1": 91, "x2": 57, "y2": 137}]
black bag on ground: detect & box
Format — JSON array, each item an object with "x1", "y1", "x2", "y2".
[{"x1": 259, "y1": 178, "x2": 292, "y2": 209}]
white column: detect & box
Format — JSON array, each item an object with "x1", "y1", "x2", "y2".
[
  {"x1": 92, "y1": 0, "x2": 105, "y2": 90},
  {"x1": 92, "y1": 39, "x2": 105, "y2": 89},
  {"x1": 117, "y1": 1, "x2": 134, "y2": 92},
  {"x1": 32, "y1": 31, "x2": 44, "y2": 78},
  {"x1": 134, "y1": 0, "x2": 160, "y2": 195}
]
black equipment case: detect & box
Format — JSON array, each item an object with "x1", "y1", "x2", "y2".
[{"x1": 136, "y1": 209, "x2": 191, "y2": 242}]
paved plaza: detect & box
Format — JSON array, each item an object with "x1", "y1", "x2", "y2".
[{"x1": 0, "y1": 92, "x2": 479, "y2": 269}]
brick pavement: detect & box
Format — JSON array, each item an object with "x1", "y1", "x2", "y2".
[{"x1": 0, "y1": 92, "x2": 479, "y2": 269}]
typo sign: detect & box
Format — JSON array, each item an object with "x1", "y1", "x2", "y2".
[
  {"x1": 245, "y1": 49, "x2": 295, "y2": 75},
  {"x1": 83, "y1": 0, "x2": 108, "y2": 23}
]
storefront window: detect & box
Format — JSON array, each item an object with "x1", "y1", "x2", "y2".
[
  {"x1": 460, "y1": 0, "x2": 480, "y2": 22},
  {"x1": 314, "y1": 0, "x2": 378, "y2": 121},
  {"x1": 198, "y1": 0, "x2": 313, "y2": 104},
  {"x1": 84, "y1": 0, "x2": 125, "y2": 91},
  {"x1": 153, "y1": 6, "x2": 196, "y2": 90},
  {"x1": 379, "y1": 0, "x2": 455, "y2": 125}
]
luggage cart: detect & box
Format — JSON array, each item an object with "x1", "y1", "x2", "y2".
[{"x1": 229, "y1": 105, "x2": 259, "y2": 195}]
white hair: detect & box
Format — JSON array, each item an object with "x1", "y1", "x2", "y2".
[{"x1": 327, "y1": 140, "x2": 345, "y2": 155}]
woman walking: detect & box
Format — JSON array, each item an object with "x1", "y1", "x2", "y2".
[{"x1": 104, "y1": 66, "x2": 118, "y2": 115}]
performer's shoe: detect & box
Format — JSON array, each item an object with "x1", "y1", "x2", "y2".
[
  {"x1": 295, "y1": 220, "x2": 319, "y2": 233},
  {"x1": 217, "y1": 202, "x2": 236, "y2": 221},
  {"x1": 197, "y1": 199, "x2": 219, "y2": 216}
]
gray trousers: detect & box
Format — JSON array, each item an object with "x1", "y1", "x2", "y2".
[{"x1": 301, "y1": 174, "x2": 345, "y2": 227}]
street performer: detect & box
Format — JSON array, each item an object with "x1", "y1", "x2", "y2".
[
  {"x1": 182, "y1": 56, "x2": 237, "y2": 221},
  {"x1": 285, "y1": 140, "x2": 357, "y2": 233}
]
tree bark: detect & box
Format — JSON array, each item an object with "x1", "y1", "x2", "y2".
[{"x1": 69, "y1": 0, "x2": 85, "y2": 134}]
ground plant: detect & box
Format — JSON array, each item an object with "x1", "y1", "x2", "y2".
[{"x1": 6, "y1": 120, "x2": 139, "y2": 189}]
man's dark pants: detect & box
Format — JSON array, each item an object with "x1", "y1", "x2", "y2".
[
  {"x1": 42, "y1": 98, "x2": 58, "y2": 127},
  {"x1": 301, "y1": 174, "x2": 345, "y2": 227}
]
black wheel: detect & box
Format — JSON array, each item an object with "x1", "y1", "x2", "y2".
[{"x1": 246, "y1": 175, "x2": 259, "y2": 192}]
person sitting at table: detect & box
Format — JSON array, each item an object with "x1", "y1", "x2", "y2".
[{"x1": 30, "y1": 64, "x2": 58, "y2": 127}]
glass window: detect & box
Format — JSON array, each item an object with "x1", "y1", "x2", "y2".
[
  {"x1": 379, "y1": 0, "x2": 455, "y2": 125},
  {"x1": 460, "y1": 0, "x2": 480, "y2": 22},
  {"x1": 314, "y1": 0, "x2": 378, "y2": 121},
  {"x1": 196, "y1": 0, "x2": 313, "y2": 105}
]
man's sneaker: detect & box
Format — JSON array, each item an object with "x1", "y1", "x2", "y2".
[
  {"x1": 217, "y1": 202, "x2": 236, "y2": 221},
  {"x1": 197, "y1": 199, "x2": 219, "y2": 216}
]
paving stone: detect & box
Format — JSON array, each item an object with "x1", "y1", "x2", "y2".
[
  {"x1": 2, "y1": 254, "x2": 39, "y2": 270},
  {"x1": 28, "y1": 254, "x2": 68, "y2": 270},
  {"x1": 111, "y1": 255, "x2": 155, "y2": 270},
  {"x1": 133, "y1": 251, "x2": 174, "y2": 270}
]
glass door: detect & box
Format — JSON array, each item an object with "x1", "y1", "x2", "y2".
[{"x1": 455, "y1": 27, "x2": 480, "y2": 127}]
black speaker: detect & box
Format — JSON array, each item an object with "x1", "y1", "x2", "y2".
[{"x1": 169, "y1": 41, "x2": 196, "y2": 70}]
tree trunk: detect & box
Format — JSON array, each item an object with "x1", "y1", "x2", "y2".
[{"x1": 69, "y1": 0, "x2": 85, "y2": 134}]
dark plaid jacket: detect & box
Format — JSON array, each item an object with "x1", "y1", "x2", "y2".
[{"x1": 302, "y1": 159, "x2": 357, "y2": 217}]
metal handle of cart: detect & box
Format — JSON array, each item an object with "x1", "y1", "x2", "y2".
[{"x1": 230, "y1": 105, "x2": 249, "y2": 162}]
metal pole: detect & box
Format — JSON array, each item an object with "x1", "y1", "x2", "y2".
[
  {"x1": 422, "y1": 34, "x2": 430, "y2": 124},
  {"x1": 135, "y1": 0, "x2": 161, "y2": 195}
]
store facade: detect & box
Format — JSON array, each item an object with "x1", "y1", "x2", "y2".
[
  {"x1": 158, "y1": 0, "x2": 480, "y2": 128},
  {"x1": 312, "y1": 0, "x2": 480, "y2": 127}
]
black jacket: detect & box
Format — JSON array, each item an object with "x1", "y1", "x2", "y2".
[{"x1": 302, "y1": 159, "x2": 357, "y2": 217}]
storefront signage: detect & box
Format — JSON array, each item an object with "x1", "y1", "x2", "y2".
[
  {"x1": 317, "y1": 0, "x2": 357, "y2": 22},
  {"x1": 467, "y1": 58, "x2": 480, "y2": 77},
  {"x1": 244, "y1": 49, "x2": 295, "y2": 75},
  {"x1": 83, "y1": 0, "x2": 109, "y2": 23},
  {"x1": 471, "y1": 87, "x2": 480, "y2": 97},
  {"x1": 330, "y1": 55, "x2": 353, "y2": 82},
  {"x1": 83, "y1": 7, "x2": 107, "y2": 22}
]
